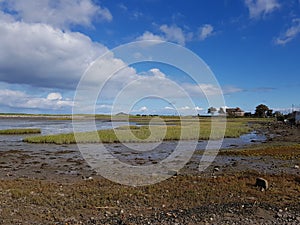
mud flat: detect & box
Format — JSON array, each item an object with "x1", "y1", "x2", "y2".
[{"x1": 0, "y1": 122, "x2": 299, "y2": 224}]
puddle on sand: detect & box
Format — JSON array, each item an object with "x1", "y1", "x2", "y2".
[{"x1": 218, "y1": 131, "x2": 266, "y2": 148}]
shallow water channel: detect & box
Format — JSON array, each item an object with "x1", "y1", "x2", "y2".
[{"x1": 0, "y1": 118, "x2": 266, "y2": 151}]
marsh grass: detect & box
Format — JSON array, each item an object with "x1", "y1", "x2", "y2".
[
  {"x1": 23, "y1": 118, "x2": 251, "y2": 144},
  {"x1": 0, "y1": 128, "x2": 41, "y2": 135},
  {"x1": 220, "y1": 143, "x2": 300, "y2": 160}
]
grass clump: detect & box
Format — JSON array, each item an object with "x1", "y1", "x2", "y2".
[{"x1": 0, "y1": 128, "x2": 41, "y2": 135}]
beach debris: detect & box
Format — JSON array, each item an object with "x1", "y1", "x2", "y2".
[
  {"x1": 82, "y1": 176, "x2": 93, "y2": 181},
  {"x1": 213, "y1": 166, "x2": 220, "y2": 172},
  {"x1": 294, "y1": 165, "x2": 299, "y2": 169},
  {"x1": 255, "y1": 177, "x2": 269, "y2": 191},
  {"x1": 211, "y1": 166, "x2": 220, "y2": 178}
]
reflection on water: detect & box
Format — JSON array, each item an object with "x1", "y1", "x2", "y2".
[{"x1": 0, "y1": 118, "x2": 130, "y2": 135}]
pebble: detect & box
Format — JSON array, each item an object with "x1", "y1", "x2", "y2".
[{"x1": 255, "y1": 177, "x2": 269, "y2": 191}]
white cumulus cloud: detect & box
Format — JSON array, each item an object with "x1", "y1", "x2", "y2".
[
  {"x1": 139, "y1": 106, "x2": 148, "y2": 112},
  {"x1": 195, "y1": 106, "x2": 204, "y2": 111},
  {"x1": 47, "y1": 92, "x2": 63, "y2": 100},
  {"x1": 149, "y1": 68, "x2": 166, "y2": 79},
  {"x1": 199, "y1": 24, "x2": 214, "y2": 41},
  {"x1": 245, "y1": 0, "x2": 280, "y2": 19},
  {"x1": 136, "y1": 31, "x2": 165, "y2": 42},
  {"x1": 275, "y1": 18, "x2": 300, "y2": 45},
  {"x1": 159, "y1": 24, "x2": 186, "y2": 45}
]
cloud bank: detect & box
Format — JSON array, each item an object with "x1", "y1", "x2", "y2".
[
  {"x1": 2, "y1": 0, "x2": 112, "y2": 29},
  {"x1": 0, "y1": 89, "x2": 72, "y2": 110},
  {"x1": 0, "y1": 21, "x2": 107, "y2": 89}
]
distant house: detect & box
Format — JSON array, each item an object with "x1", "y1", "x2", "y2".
[{"x1": 226, "y1": 107, "x2": 245, "y2": 117}]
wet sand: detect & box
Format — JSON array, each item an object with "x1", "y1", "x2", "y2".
[{"x1": 0, "y1": 132, "x2": 268, "y2": 181}]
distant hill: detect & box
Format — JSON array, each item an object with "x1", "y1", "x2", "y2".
[{"x1": 115, "y1": 112, "x2": 129, "y2": 116}]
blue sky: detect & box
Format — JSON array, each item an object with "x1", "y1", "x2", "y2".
[{"x1": 0, "y1": 0, "x2": 299, "y2": 115}]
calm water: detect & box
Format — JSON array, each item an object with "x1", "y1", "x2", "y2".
[
  {"x1": 0, "y1": 118, "x2": 131, "y2": 135},
  {"x1": 0, "y1": 118, "x2": 133, "y2": 143},
  {"x1": 0, "y1": 118, "x2": 266, "y2": 151}
]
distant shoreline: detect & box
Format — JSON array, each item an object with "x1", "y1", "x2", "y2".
[
  {"x1": 0, "y1": 114, "x2": 73, "y2": 119},
  {"x1": 0, "y1": 113, "x2": 184, "y2": 120}
]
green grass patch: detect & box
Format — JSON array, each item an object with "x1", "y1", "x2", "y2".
[
  {"x1": 23, "y1": 118, "x2": 252, "y2": 144},
  {"x1": 0, "y1": 128, "x2": 41, "y2": 135},
  {"x1": 220, "y1": 143, "x2": 300, "y2": 160}
]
